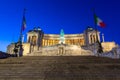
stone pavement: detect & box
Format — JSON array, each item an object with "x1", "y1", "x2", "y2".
[{"x1": 0, "y1": 56, "x2": 120, "y2": 80}]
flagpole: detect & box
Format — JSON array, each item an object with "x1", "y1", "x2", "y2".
[
  {"x1": 18, "y1": 9, "x2": 26, "y2": 57},
  {"x1": 19, "y1": 9, "x2": 26, "y2": 42},
  {"x1": 94, "y1": 10, "x2": 98, "y2": 42},
  {"x1": 93, "y1": 8, "x2": 103, "y2": 55}
]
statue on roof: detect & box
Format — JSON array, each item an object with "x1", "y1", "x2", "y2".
[
  {"x1": 59, "y1": 29, "x2": 65, "y2": 44},
  {"x1": 60, "y1": 29, "x2": 64, "y2": 37}
]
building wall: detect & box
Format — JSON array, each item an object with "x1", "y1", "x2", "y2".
[
  {"x1": 42, "y1": 34, "x2": 85, "y2": 46},
  {"x1": 42, "y1": 34, "x2": 59, "y2": 46},
  {"x1": 7, "y1": 43, "x2": 31, "y2": 56},
  {"x1": 27, "y1": 29, "x2": 44, "y2": 47},
  {"x1": 84, "y1": 28, "x2": 100, "y2": 46},
  {"x1": 7, "y1": 43, "x2": 15, "y2": 54},
  {"x1": 8, "y1": 27, "x2": 114, "y2": 56},
  {"x1": 22, "y1": 43, "x2": 31, "y2": 56},
  {"x1": 27, "y1": 32, "x2": 39, "y2": 45},
  {"x1": 102, "y1": 42, "x2": 116, "y2": 52},
  {"x1": 27, "y1": 27, "x2": 100, "y2": 47}
]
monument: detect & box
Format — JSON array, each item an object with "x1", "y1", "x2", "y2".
[{"x1": 7, "y1": 27, "x2": 117, "y2": 56}]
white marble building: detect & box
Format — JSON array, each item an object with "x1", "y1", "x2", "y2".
[{"x1": 7, "y1": 27, "x2": 117, "y2": 57}]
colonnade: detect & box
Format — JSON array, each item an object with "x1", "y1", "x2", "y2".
[
  {"x1": 42, "y1": 39, "x2": 59, "y2": 46},
  {"x1": 89, "y1": 34, "x2": 97, "y2": 44},
  {"x1": 65, "y1": 39, "x2": 84, "y2": 45},
  {"x1": 42, "y1": 39, "x2": 85, "y2": 46},
  {"x1": 28, "y1": 36, "x2": 37, "y2": 45}
]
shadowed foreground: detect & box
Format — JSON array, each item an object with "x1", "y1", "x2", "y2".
[{"x1": 0, "y1": 56, "x2": 120, "y2": 80}]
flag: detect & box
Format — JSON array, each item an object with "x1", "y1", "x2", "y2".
[
  {"x1": 21, "y1": 15, "x2": 26, "y2": 31},
  {"x1": 94, "y1": 15, "x2": 106, "y2": 28}
]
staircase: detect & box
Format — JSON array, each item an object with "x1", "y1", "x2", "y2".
[{"x1": 0, "y1": 56, "x2": 120, "y2": 80}]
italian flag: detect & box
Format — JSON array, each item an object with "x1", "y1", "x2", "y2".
[{"x1": 95, "y1": 15, "x2": 106, "y2": 28}]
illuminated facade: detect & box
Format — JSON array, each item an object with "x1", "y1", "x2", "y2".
[
  {"x1": 7, "y1": 26, "x2": 117, "y2": 56},
  {"x1": 27, "y1": 27, "x2": 100, "y2": 47}
]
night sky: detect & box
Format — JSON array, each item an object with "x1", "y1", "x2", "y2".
[{"x1": 0, "y1": 0, "x2": 120, "y2": 52}]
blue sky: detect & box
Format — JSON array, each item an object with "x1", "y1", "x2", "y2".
[{"x1": 0, "y1": 0, "x2": 120, "y2": 52}]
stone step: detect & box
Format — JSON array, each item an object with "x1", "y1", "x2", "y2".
[{"x1": 0, "y1": 56, "x2": 120, "y2": 80}]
